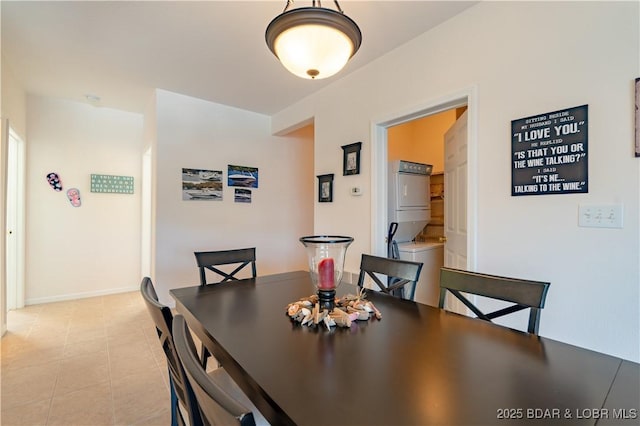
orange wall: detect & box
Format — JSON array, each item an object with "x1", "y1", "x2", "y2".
[{"x1": 387, "y1": 109, "x2": 457, "y2": 173}]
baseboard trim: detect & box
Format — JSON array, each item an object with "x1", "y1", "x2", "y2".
[{"x1": 25, "y1": 286, "x2": 139, "y2": 306}]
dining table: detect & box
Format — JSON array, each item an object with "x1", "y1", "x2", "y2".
[{"x1": 170, "y1": 270, "x2": 639, "y2": 426}]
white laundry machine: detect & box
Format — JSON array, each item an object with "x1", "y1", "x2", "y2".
[
  {"x1": 388, "y1": 160, "x2": 432, "y2": 243},
  {"x1": 397, "y1": 241, "x2": 444, "y2": 307}
]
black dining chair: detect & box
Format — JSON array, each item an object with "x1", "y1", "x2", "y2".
[
  {"x1": 140, "y1": 277, "x2": 203, "y2": 426},
  {"x1": 194, "y1": 247, "x2": 257, "y2": 368},
  {"x1": 172, "y1": 314, "x2": 270, "y2": 426},
  {"x1": 357, "y1": 254, "x2": 423, "y2": 301},
  {"x1": 194, "y1": 248, "x2": 257, "y2": 285},
  {"x1": 438, "y1": 267, "x2": 551, "y2": 335}
]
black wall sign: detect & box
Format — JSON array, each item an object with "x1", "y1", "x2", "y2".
[{"x1": 511, "y1": 104, "x2": 588, "y2": 196}]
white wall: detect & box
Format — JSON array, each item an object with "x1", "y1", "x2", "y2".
[
  {"x1": 153, "y1": 90, "x2": 314, "y2": 305},
  {"x1": 1, "y1": 59, "x2": 27, "y2": 141},
  {"x1": 272, "y1": 2, "x2": 639, "y2": 361},
  {"x1": 25, "y1": 96, "x2": 143, "y2": 303}
]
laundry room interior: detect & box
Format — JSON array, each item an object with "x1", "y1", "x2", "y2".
[{"x1": 387, "y1": 106, "x2": 467, "y2": 307}]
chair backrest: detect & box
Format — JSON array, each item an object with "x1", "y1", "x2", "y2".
[
  {"x1": 357, "y1": 254, "x2": 423, "y2": 301},
  {"x1": 172, "y1": 314, "x2": 257, "y2": 426},
  {"x1": 194, "y1": 248, "x2": 257, "y2": 285},
  {"x1": 140, "y1": 277, "x2": 203, "y2": 426},
  {"x1": 438, "y1": 267, "x2": 550, "y2": 334}
]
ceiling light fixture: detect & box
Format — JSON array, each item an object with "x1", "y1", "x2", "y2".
[
  {"x1": 265, "y1": 0, "x2": 362, "y2": 80},
  {"x1": 85, "y1": 93, "x2": 101, "y2": 103}
]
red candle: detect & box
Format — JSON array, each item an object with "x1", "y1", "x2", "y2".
[{"x1": 318, "y1": 258, "x2": 335, "y2": 290}]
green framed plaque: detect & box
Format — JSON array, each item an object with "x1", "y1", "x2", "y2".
[{"x1": 90, "y1": 174, "x2": 134, "y2": 194}]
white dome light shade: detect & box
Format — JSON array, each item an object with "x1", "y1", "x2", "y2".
[
  {"x1": 274, "y1": 24, "x2": 353, "y2": 79},
  {"x1": 266, "y1": 6, "x2": 362, "y2": 80}
]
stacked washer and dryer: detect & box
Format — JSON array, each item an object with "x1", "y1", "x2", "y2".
[{"x1": 388, "y1": 160, "x2": 444, "y2": 307}]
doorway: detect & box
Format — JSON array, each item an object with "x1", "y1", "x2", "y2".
[
  {"x1": 370, "y1": 89, "x2": 477, "y2": 273},
  {"x1": 6, "y1": 127, "x2": 26, "y2": 311},
  {"x1": 387, "y1": 108, "x2": 460, "y2": 244}
]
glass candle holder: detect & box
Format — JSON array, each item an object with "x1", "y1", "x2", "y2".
[{"x1": 299, "y1": 235, "x2": 354, "y2": 311}]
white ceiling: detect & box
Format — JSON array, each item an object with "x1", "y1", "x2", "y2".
[{"x1": 1, "y1": 1, "x2": 476, "y2": 115}]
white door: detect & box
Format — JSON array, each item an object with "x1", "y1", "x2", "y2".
[
  {"x1": 443, "y1": 110, "x2": 468, "y2": 313},
  {"x1": 6, "y1": 128, "x2": 25, "y2": 311},
  {"x1": 6, "y1": 133, "x2": 18, "y2": 310}
]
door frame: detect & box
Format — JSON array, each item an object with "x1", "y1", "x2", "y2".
[
  {"x1": 141, "y1": 147, "x2": 153, "y2": 279},
  {"x1": 370, "y1": 86, "x2": 478, "y2": 270}
]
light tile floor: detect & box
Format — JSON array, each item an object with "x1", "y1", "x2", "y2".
[{"x1": 1, "y1": 291, "x2": 173, "y2": 426}]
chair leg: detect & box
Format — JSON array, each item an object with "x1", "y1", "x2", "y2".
[{"x1": 169, "y1": 373, "x2": 179, "y2": 426}]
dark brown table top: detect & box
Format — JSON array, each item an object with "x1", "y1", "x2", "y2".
[{"x1": 171, "y1": 271, "x2": 639, "y2": 426}]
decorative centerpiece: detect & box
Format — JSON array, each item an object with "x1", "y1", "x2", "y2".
[
  {"x1": 286, "y1": 289, "x2": 382, "y2": 330},
  {"x1": 299, "y1": 235, "x2": 353, "y2": 311}
]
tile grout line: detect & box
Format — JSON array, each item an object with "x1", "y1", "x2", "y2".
[
  {"x1": 35, "y1": 303, "x2": 56, "y2": 426},
  {"x1": 103, "y1": 294, "x2": 118, "y2": 426}
]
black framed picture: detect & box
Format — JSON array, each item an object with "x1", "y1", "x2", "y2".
[
  {"x1": 511, "y1": 104, "x2": 588, "y2": 196},
  {"x1": 342, "y1": 142, "x2": 362, "y2": 175},
  {"x1": 317, "y1": 174, "x2": 334, "y2": 202}
]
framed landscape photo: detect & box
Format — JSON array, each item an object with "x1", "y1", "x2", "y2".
[
  {"x1": 636, "y1": 78, "x2": 640, "y2": 157},
  {"x1": 342, "y1": 142, "x2": 362, "y2": 175},
  {"x1": 181, "y1": 168, "x2": 223, "y2": 201},
  {"x1": 317, "y1": 174, "x2": 334, "y2": 203},
  {"x1": 228, "y1": 164, "x2": 258, "y2": 188}
]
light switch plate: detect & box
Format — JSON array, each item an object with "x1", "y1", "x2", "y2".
[{"x1": 578, "y1": 204, "x2": 623, "y2": 228}]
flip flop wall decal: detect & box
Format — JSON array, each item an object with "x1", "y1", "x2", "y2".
[
  {"x1": 66, "y1": 188, "x2": 81, "y2": 207},
  {"x1": 46, "y1": 172, "x2": 63, "y2": 191}
]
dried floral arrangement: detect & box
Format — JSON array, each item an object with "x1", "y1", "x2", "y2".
[{"x1": 286, "y1": 289, "x2": 382, "y2": 330}]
